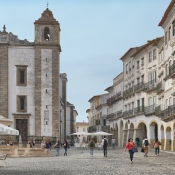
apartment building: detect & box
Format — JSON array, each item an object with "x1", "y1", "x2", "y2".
[{"x1": 86, "y1": 0, "x2": 175, "y2": 151}]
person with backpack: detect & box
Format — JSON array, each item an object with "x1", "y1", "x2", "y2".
[
  {"x1": 88, "y1": 138, "x2": 95, "y2": 156},
  {"x1": 125, "y1": 138, "x2": 136, "y2": 164},
  {"x1": 103, "y1": 136, "x2": 108, "y2": 157},
  {"x1": 63, "y1": 140, "x2": 68, "y2": 156},
  {"x1": 142, "y1": 136, "x2": 149, "y2": 157},
  {"x1": 153, "y1": 138, "x2": 161, "y2": 156},
  {"x1": 55, "y1": 141, "x2": 60, "y2": 156}
]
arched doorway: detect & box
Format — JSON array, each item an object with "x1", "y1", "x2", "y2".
[
  {"x1": 128, "y1": 123, "x2": 134, "y2": 141},
  {"x1": 123, "y1": 123, "x2": 128, "y2": 146},
  {"x1": 165, "y1": 126, "x2": 172, "y2": 150},
  {"x1": 149, "y1": 121, "x2": 158, "y2": 146},
  {"x1": 119, "y1": 120, "x2": 123, "y2": 147},
  {"x1": 160, "y1": 125, "x2": 164, "y2": 150},
  {"x1": 137, "y1": 122, "x2": 147, "y2": 142}
]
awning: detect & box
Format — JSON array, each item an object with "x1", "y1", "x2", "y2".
[{"x1": 0, "y1": 123, "x2": 19, "y2": 135}]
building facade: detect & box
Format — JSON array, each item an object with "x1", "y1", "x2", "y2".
[{"x1": 87, "y1": 0, "x2": 175, "y2": 151}]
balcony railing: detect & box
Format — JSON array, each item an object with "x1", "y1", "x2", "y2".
[
  {"x1": 87, "y1": 125, "x2": 96, "y2": 132},
  {"x1": 107, "y1": 92, "x2": 123, "y2": 106},
  {"x1": 124, "y1": 87, "x2": 134, "y2": 98},
  {"x1": 134, "y1": 106, "x2": 144, "y2": 115},
  {"x1": 106, "y1": 113, "x2": 117, "y2": 120},
  {"x1": 161, "y1": 104, "x2": 175, "y2": 121},
  {"x1": 117, "y1": 110, "x2": 123, "y2": 118},
  {"x1": 169, "y1": 61, "x2": 175, "y2": 78},
  {"x1": 134, "y1": 82, "x2": 144, "y2": 93},
  {"x1": 156, "y1": 81, "x2": 164, "y2": 94},
  {"x1": 144, "y1": 104, "x2": 156, "y2": 115},
  {"x1": 144, "y1": 79, "x2": 156, "y2": 92},
  {"x1": 123, "y1": 109, "x2": 134, "y2": 119},
  {"x1": 155, "y1": 105, "x2": 161, "y2": 116}
]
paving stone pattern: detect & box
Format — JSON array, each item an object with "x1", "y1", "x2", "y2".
[{"x1": 1, "y1": 147, "x2": 175, "y2": 175}]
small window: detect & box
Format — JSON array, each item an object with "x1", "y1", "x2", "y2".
[
  {"x1": 17, "y1": 96, "x2": 27, "y2": 112},
  {"x1": 173, "y1": 21, "x2": 175, "y2": 36},
  {"x1": 16, "y1": 65, "x2": 27, "y2": 86},
  {"x1": 149, "y1": 52, "x2": 152, "y2": 62},
  {"x1": 20, "y1": 71, "x2": 25, "y2": 84},
  {"x1": 165, "y1": 31, "x2": 167, "y2": 45}
]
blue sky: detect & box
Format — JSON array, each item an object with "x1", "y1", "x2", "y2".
[{"x1": 0, "y1": 0, "x2": 171, "y2": 122}]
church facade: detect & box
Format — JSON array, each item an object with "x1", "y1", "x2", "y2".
[{"x1": 0, "y1": 8, "x2": 62, "y2": 141}]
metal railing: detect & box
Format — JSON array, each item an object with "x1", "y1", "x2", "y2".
[
  {"x1": 161, "y1": 104, "x2": 175, "y2": 120},
  {"x1": 134, "y1": 82, "x2": 144, "y2": 92},
  {"x1": 156, "y1": 81, "x2": 164, "y2": 94},
  {"x1": 123, "y1": 109, "x2": 134, "y2": 119},
  {"x1": 134, "y1": 106, "x2": 144, "y2": 115},
  {"x1": 106, "y1": 113, "x2": 117, "y2": 120},
  {"x1": 155, "y1": 105, "x2": 161, "y2": 116},
  {"x1": 169, "y1": 61, "x2": 175, "y2": 77},
  {"x1": 144, "y1": 79, "x2": 156, "y2": 91},
  {"x1": 107, "y1": 92, "x2": 123, "y2": 106},
  {"x1": 117, "y1": 110, "x2": 123, "y2": 118},
  {"x1": 124, "y1": 87, "x2": 134, "y2": 98},
  {"x1": 144, "y1": 104, "x2": 157, "y2": 115}
]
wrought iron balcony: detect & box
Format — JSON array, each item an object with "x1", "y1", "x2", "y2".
[
  {"x1": 144, "y1": 104, "x2": 156, "y2": 116},
  {"x1": 87, "y1": 125, "x2": 97, "y2": 132},
  {"x1": 156, "y1": 81, "x2": 164, "y2": 94},
  {"x1": 155, "y1": 105, "x2": 161, "y2": 116},
  {"x1": 117, "y1": 110, "x2": 123, "y2": 118},
  {"x1": 144, "y1": 79, "x2": 156, "y2": 92},
  {"x1": 169, "y1": 61, "x2": 175, "y2": 78},
  {"x1": 161, "y1": 104, "x2": 175, "y2": 121},
  {"x1": 134, "y1": 82, "x2": 144, "y2": 93},
  {"x1": 123, "y1": 87, "x2": 134, "y2": 98},
  {"x1": 134, "y1": 106, "x2": 144, "y2": 115},
  {"x1": 123, "y1": 109, "x2": 134, "y2": 119},
  {"x1": 106, "y1": 113, "x2": 117, "y2": 120},
  {"x1": 107, "y1": 92, "x2": 123, "y2": 106}
]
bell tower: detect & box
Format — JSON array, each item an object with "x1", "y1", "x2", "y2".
[{"x1": 34, "y1": 8, "x2": 61, "y2": 138}]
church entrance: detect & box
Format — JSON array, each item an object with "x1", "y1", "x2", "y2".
[{"x1": 16, "y1": 119, "x2": 28, "y2": 142}]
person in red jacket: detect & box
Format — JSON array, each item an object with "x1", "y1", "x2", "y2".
[{"x1": 125, "y1": 138, "x2": 136, "y2": 164}]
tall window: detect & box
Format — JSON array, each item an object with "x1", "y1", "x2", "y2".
[
  {"x1": 141, "y1": 57, "x2": 144, "y2": 66},
  {"x1": 141, "y1": 75, "x2": 144, "y2": 82},
  {"x1": 153, "y1": 96, "x2": 156, "y2": 105},
  {"x1": 126, "y1": 64, "x2": 128, "y2": 74},
  {"x1": 137, "y1": 77, "x2": 140, "y2": 84},
  {"x1": 169, "y1": 26, "x2": 171, "y2": 41},
  {"x1": 169, "y1": 97, "x2": 172, "y2": 106},
  {"x1": 16, "y1": 65, "x2": 27, "y2": 86},
  {"x1": 149, "y1": 52, "x2": 152, "y2": 62},
  {"x1": 165, "y1": 31, "x2": 167, "y2": 45},
  {"x1": 166, "y1": 99, "x2": 168, "y2": 108},
  {"x1": 153, "y1": 49, "x2": 156, "y2": 60},
  {"x1": 137, "y1": 61, "x2": 140, "y2": 69},
  {"x1": 166, "y1": 64, "x2": 169, "y2": 76},
  {"x1": 153, "y1": 70, "x2": 156, "y2": 83},
  {"x1": 137, "y1": 100, "x2": 140, "y2": 107},
  {"x1": 148, "y1": 97, "x2": 152, "y2": 106},
  {"x1": 20, "y1": 71, "x2": 25, "y2": 84},
  {"x1": 17, "y1": 96, "x2": 27, "y2": 112},
  {"x1": 173, "y1": 20, "x2": 175, "y2": 36}
]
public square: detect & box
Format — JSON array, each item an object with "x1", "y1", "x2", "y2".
[{"x1": 0, "y1": 147, "x2": 175, "y2": 175}]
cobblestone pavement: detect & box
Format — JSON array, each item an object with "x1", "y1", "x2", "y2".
[{"x1": 1, "y1": 147, "x2": 175, "y2": 175}]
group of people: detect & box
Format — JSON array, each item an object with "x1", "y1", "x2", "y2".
[
  {"x1": 40, "y1": 140, "x2": 52, "y2": 150},
  {"x1": 125, "y1": 136, "x2": 161, "y2": 163},
  {"x1": 88, "y1": 136, "x2": 108, "y2": 157}
]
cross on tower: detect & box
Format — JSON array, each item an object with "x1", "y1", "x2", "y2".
[{"x1": 47, "y1": 2, "x2": 49, "y2": 8}]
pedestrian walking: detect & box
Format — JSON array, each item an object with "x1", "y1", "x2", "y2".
[
  {"x1": 112, "y1": 138, "x2": 115, "y2": 149},
  {"x1": 142, "y1": 136, "x2": 149, "y2": 157},
  {"x1": 88, "y1": 138, "x2": 95, "y2": 156},
  {"x1": 135, "y1": 136, "x2": 140, "y2": 147},
  {"x1": 125, "y1": 138, "x2": 136, "y2": 164},
  {"x1": 103, "y1": 136, "x2": 108, "y2": 157},
  {"x1": 55, "y1": 141, "x2": 60, "y2": 156},
  {"x1": 153, "y1": 138, "x2": 161, "y2": 156},
  {"x1": 63, "y1": 140, "x2": 68, "y2": 156}
]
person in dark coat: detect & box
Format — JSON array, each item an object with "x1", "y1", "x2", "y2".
[{"x1": 103, "y1": 136, "x2": 108, "y2": 157}]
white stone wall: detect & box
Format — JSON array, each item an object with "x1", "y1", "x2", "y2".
[
  {"x1": 8, "y1": 46, "x2": 35, "y2": 135},
  {"x1": 41, "y1": 49, "x2": 52, "y2": 136}
]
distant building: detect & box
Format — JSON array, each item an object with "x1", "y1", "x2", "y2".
[{"x1": 76, "y1": 121, "x2": 88, "y2": 142}]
